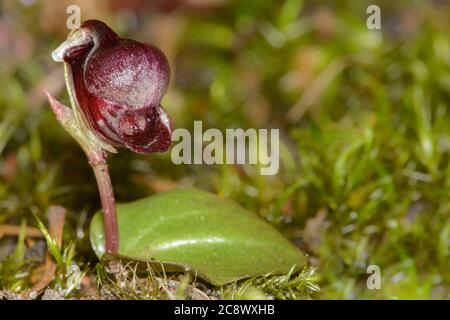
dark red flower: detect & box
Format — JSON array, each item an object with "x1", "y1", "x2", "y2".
[{"x1": 52, "y1": 20, "x2": 172, "y2": 154}]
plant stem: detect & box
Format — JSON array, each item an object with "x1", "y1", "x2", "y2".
[
  {"x1": 45, "y1": 91, "x2": 119, "y2": 254},
  {"x1": 91, "y1": 158, "x2": 119, "y2": 254}
]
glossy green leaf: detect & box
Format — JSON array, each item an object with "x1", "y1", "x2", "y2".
[{"x1": 90, "y1": 188, "x2": 307, "y2": 285}]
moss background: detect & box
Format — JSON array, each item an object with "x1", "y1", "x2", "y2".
[{"x1": 0, "y1": 0, "x2": 449, "y2": 299}]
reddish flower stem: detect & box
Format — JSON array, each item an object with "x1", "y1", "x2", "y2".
[
  {"x1": 45, "y1": 90, "x2": 119, "y2": 254},
  {"x1": 89, "y1": 154, "x2": 119, "y2": 254}
]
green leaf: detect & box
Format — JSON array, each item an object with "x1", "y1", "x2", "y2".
[{"x1": 90, "y1": 188, "x2": 307, "y2": 286}]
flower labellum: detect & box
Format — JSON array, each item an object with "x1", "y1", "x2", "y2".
[{"x1": 51, "y1": 19, "x2": 172, "y2": 154}]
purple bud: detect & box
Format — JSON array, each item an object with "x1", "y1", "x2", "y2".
[{"x1": 52, "y1": 20, "x2": 172, "y2": 154}]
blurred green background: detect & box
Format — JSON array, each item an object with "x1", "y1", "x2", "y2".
[{"x1": 0, "y1": 0, "x2": 449, "y2": 299}]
